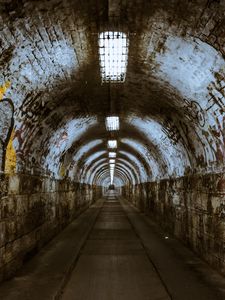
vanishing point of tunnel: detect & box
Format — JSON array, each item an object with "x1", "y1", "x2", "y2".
[{"x1": 1, "y1": 0, "x2": 225, "y2": 299}]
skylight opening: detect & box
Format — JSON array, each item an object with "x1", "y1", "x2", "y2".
[
  {"x1": 110, "y1": 168, "x2": 114, "y2": 184},
  {"x1": 105, "y1": 116, "x2": 120, "y2": 131},
  {"x1": 109, "y1": 152, "x2": 116, "y2": 158},
  {"x1": 108, "y1": 140, "x2": 117, "y2": 149},
  {"x1": 109, "y1": 161, "x2": 115, "y2": 184},
  {"x1": 99, "y1": 31, "x2": 129, "y2": 83}
]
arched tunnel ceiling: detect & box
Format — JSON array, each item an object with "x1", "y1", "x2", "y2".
[{"x1": 1, "y1": 0, "x2": 225, "y2": 186}]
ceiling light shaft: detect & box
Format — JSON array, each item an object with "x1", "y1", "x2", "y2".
[
  {"x1": 108, "y1": 140, "x2": 117, "y2": 149},
  {"x1": 99, "y1": 31, "x2": 129, "y2": 83},
  {"x1": 109, "y1": 152, "x2": 116, "y2": 158},
  {"x1": 105, "y1": 116, "x2": 120, "y2": 131}
]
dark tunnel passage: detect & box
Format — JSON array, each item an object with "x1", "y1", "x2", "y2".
[{"x1": 1, "y1": 0, "x2": 225, "y2": 298}]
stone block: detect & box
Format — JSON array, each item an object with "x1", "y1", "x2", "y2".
[
  {"x1": 0, "y1": 222, "x2": 6, "y2": 248},
  {"x1": 15, "y1": 194, "x2": 29, "y2": 215},
  {"x1": 0, "y1": 196, "x2": 15, "y2": 219},
  {"x1": 28, "y1": 193, "x2": 41, "y2": 210},
  {"x1": 5, "y1": 220, "x2": 16, "y2": 244},
  {"x1": 8, "y1": 175, "x2": 20, "y2": 195}
]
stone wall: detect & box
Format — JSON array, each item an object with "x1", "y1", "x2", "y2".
[
  {"x1": 0, "y1": 173, "x2": 101, "y2": 282},
  {"x1": 122, "y1": 173, "x2": 225, "y2": 275}
]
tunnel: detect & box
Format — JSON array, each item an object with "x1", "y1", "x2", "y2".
[{"x1": 1, "y1": 0, "x2": 225, "y2": 299}]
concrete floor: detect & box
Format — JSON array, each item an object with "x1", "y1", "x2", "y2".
[
  {"x1": 61, "y1": 196, "x2": 169, "y2": 300},
  {"x1": 1, "y1": 193, "x2": 225, "y2": 299}
]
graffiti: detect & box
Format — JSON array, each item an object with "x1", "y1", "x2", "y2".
[
  {"x1": 0, "y1": 100, "x2": 15, "y2": 172},
  {"x1": 183, "y1": 99, "x2": 205, "y2": 127},
  {"x1": 179, "y1": 119, "x2": 189, "y2": 136},
  {"x1": 13, "y1": 124, "x2": 26, "y2": 156},
  {"x1": 206, "y1": 77, "x2": 225, "y2": 115},
  {"x1": 0, "y1": 81, "x2": 10, "y2": 100},
  {"x1": 56, "y1": 130, "x2": 68, "y2": 148},
  {"x1": 0, "y1": 81, "x2": 16, "y2": 173},
  {"x1": 59, "y1": 163, "x2": 66, "y2": 178},
  {"x1": 205, "y1": 116, "x2": 225, "y2": 163},
  {"x1": 0, "y1": 86, "x2": 15, "y2": 173},
  {"x1": 162, "y1": 116, "x2": 199, "y2": 166},
  {"x1": 162, "y1": 117, "x2": 182, "y2": 145},
  {"x1": 5, "y1": 128, "x2": 16, "y2": 174},
  {"x1": 216, "y1": 201, "x2": 225, "y2": 220},
  {"x1": 13, "y1": 124, "x2": 36, "y2": 168}
]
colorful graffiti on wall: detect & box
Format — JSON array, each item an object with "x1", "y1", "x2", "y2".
[{"x1": 0, "y1": 81, "x2": 16, "y2": 174}]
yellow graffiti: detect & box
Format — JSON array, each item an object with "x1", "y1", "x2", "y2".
[
  {"x1": 5, "y1": 129, "x2": 16, "y2": 174},
  {"x1": 59, "y1": 164, "x2": 66, "y2": 178},
  {"x1": 0, "y1": 81, "x2": 10, "y2": 100},
  {"x1": 0, "y1": 81, "x2": 16, "y2": 174}
]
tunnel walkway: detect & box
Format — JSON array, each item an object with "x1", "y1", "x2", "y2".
[
  {"x1": 61, "y1": 193, "x2": 170, "y2": 300},
  {"x1": 0, "y1": 193, "x2": 225, "y2": 300}
]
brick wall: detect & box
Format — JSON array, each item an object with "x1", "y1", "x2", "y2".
[
  {"x1": 0, "y1": 173, "x2": 101, "y2": 282},
  {"x1": 123, "y1": 173, "x2": 225, "y2": 275}
]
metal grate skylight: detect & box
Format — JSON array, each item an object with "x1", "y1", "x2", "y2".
[
  {"x1": 99, "y1": 31, "x2": 129, "y2": 83},
  {"x1": 105, "y1": 116, "x2": 120, "y2": 131},
  {"x1": 108, "y1": 140, "x2": 117, "y2": 149},
  {"x1": 109, "y1": 152, "x2": 116, "y2": 158}
]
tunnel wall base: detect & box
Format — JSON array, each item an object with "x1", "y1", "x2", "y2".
[
  {"x1": 122, "y1": 173, "x2": 225, "y2": 275},
  {"x1": 0, "y1": 174, "x2": 101, "y2": 282}
]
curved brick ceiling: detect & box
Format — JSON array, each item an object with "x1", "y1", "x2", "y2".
[{"x1": 1, "y1": 0, "x2": 225, "y2": 187}]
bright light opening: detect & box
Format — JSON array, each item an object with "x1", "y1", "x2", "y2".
[
  {"x1": 109, "y1": 159, "x2": 116, "y2": 164},
  {"x1": 109, "y1": 162, "x2": 115, "y2": 185},
  {"x1": 99, "y1": 31, "x2": 129, "y2": 83},
  {"x1": 110, "y1": 168, "x2": 114, "y2": 184},
  {"x1": 105, "y1": 116, "x2": 120, "y2": 131},
  {"x1": 108, "y1": 140, "x2": 117, "y2": 149},
  {"x1": 109, "y1": 152, "x2": 116, "y2": 158}
]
